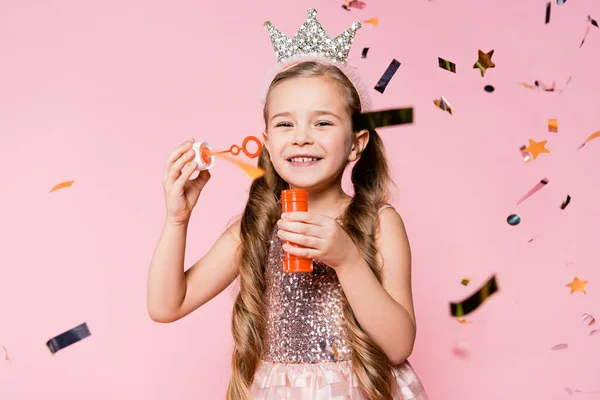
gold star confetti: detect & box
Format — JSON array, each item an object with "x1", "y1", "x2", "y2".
[
  {"x1": 473, "y1": 49, "x2": 495, "y2": 77},
  {"x1": 523, "y1": 139, "x2": 550, "y2": 159},
  {"x1": 566, "y1": 277, "x2": 588, "y2": 294}
]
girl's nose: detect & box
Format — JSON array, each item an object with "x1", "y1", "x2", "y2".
[{"x1": 292, "y1": 125, "x2": 313, "y2": 145}]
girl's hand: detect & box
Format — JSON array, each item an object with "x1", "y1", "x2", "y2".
[
  {"x1": 162, "y1": 139, "x2": 211, "y2": 225},
  {"x1": 276, "y1": 211, "x2": 360, "y2": 270}
]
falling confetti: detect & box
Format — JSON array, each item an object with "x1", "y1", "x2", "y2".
[
  {"x1": 342, "y1": 0, "x2": 366, "y2": 10},
  {"x1": 577, "y1": 130, "x2": 600, "y2": 149},
  {"x1": 363, "y1": 17, "x2": 379, "y2": 26},
  {"x1": 557, "y1": 0, "x2": 566, "y2": 4},
  {"x1": 361, "y1": 47, "x2": 369, "y2": 58},
  {"x1": 516, "y1": 177, "x2": 549, "y2": 206},
  {"x1": 461, "y1": 278, "x2": 470, "y2": 286},
  {"x1": 520, "y1": 145, "x2": 532, "y2": 163},
  {"x1": 548, "y1": 119, "x2": 558, "y2": 133},
  {"x1": 438, "y1": 57, "x2": 456, "y2": 73},
  {"x1": 565, "y1": 277, "x2": 588, "y2": 294},
  {"x1": 507, "y1": 214, "x2": 521, "y2": 226},
  {"x1": 580, "y1": 16, "x2": 598, "y2": 48},
  {"x1": 523, "y1": 139, "x2": 550, "y2": 160},
  {"x1": 560, "y1": 195, "x2": 571, "y2": 210},
  {"x1": 374, "y1": 59, "x2": 400, "y2": 93},
  {"x1": 450, "y1": 275, "x2": 499, "y2": 317},
  {"x1": 50, "y1": 180, "x2": 75, "y2": 193},
  {"x1": 1, "y1": 346, "x2": 8, "y2": 361},
  {"x1": 352, "y1": 108, "x2": 414, "y2": 131},
  {"x1": 582, "y1": 313, "x2": 595, "y2": 326},
  {"x1": 473, "y1": 49, "x2": 495, "y2": 77},
  {"x1": 591, "y1": 330, "x2": 600, "y2": 336},
  {"x1": 433, "y1": 96, "x2": 452, "y2": 115},
  {"x1": 484, "y1": 85, "x2": 495, "y2": 93},
  {"x1": 452, "y1": 342, "x2": 469, "y2": 358},
  {"x1": 46, "y1": 322, "x2": 91, "y2": 354},
  {"x1": 551, "y1": 343, "x2": 568, "y2": 350},
  {"x1": 456, "y1": 319, "x2": 472, "y2": 324},
  {"x1": 545, "y1": 2, "x2": 551, "y2": 24}
]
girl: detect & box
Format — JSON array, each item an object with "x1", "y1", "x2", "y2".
[{"x1": 147, "y1": 9, "x2": 428, "y2": 400}]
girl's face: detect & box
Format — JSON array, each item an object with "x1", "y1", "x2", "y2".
[{"x1": 263, "y1": 76, "x2": 368, "y2": 191}]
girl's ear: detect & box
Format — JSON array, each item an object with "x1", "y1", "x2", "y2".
[
  {"x1": 262, "y1": 131, "x2": 269, "y2": 153},
  {"x1": 348, "y1": 129, "x2": 370, "y2": 162}
]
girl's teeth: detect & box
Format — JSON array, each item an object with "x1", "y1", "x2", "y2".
[{"x1": 291, "y1": 157, "x2": 318, "y2": 162}]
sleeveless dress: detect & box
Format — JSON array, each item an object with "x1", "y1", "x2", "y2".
[{"x1": 250, "y1": 205, "x2": 429, "y2": 399}]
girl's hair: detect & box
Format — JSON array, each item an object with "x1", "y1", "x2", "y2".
[{"x1": 227, "y1": 61, "x2": 395, "y2": 399}]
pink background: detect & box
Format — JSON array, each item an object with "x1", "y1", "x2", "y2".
[{"x1": 1, "y1": 0, "x2": 599, "y2": 398}]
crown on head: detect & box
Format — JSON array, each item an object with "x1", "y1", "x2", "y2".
[{"x1": 264, "y1": 9, "x2": 361, "y2": 63}]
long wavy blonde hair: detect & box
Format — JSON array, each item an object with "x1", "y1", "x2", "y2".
[{"x1": 227, "y1": 61, "x2": 395, "y2": 399}]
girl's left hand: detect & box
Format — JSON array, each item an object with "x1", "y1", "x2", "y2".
[{"x1": 276, "y1": 211, "x2": 359, "y2": 270}]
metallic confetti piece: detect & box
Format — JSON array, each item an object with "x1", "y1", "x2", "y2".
[
  {"x1": 548, "y1": 119, "x2": 558, "y2": 132},
  {"x1": 433, "y1": 96, "x2": 452, "y2": 115},
  {"x1": 579, "y1": 16, "x2": 598, "y2": 48},
  {"x1": 473, "y1": 49, "x2": 495, "y2": 77},
  {"x1": 363, "y1": 17, "x2": 378, "y2": 26},
  {"x1": 352, "y1": 108, "x2": 413, "y2": 131},
  {"x1": 438, "y1": 57, "x2": 456, "y2": 73},
  {"x1": 565, "y1": 386, "x2": 574, "y2": 395},
  {"x1": 520, "y1": 145, "x2": 532, "y2": 163},
  {"x1": 461, "y1": 278, "x2": 470, "y2": 286},
  {"x1": 50, "y1": 180, "x2": 75, "y2": 193},
  {"x1": 523, "y1": 139, "x2": 550, "y2": 159},
  {"x1": 450, "y1": 275, "x2": 499, "y2": 317},
  {"x1": 361, "y1": 47, "x2": 369, "y2": 58},
  {"x1": 560, "y1": 195, "x2": 571, "y2": 210},
  {"x1": 456, "y1": 319, "x2": 472, "y2": 324},
  {"x1": 545, "y1": 2, "x2": 551, "y2": 24},
  {"x1": 590, "y1": 330, "x2": 599, "y2": 336},
  {"x1": 516, "y1": 177, "x2": 549, "y2": 206},
  {"x1": 343, "y1": 0, "x2": 367, "y2": 10},
  {"x1": 566, "y1": 277, "x2": 588, "y2": 294},
  {"x1": 484, "y1": 85, "x2": 495, "y2": 93},
  {"x1": 536, "y1": 80, "x2": 556, "y2": 91},
  {"x1": 2, "y1": 345, "x2": 9, "y2": 361},
  {"x1": 551, "y1": 343, "x2": 568, "y2": 350},
  {"x1": 374, "y1": 59, "x2": 400, "y2": 93},
  {"x1": 557, "y1": 0, "x2": 566, "y2": 4},
  {"x1": 582, "y1": 313, "x2": 595, "y2": 326},
  {"x1": 507, "y1": 214, "x2": 521, "y2": 226},
  {"x1": 452, "y1": 341, "x2": 469, "y2": 358},
  {"x1": 577, "y1": 130, "x2": 600, "y2": 149},
  {"x1": 46, "y1": 322, "x2": 91, "y2": 354}
]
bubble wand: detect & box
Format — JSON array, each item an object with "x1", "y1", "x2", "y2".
[{"x1": 187, "y1": 136, "x2": 264, "y2": 179}]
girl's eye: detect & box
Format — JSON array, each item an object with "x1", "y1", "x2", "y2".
[
  {"x1": 316, "y1": 121, "x2": 333, "y2": 127},
  {"x1": 276, "y1": 122, "x2": 292, "y2": 127}
]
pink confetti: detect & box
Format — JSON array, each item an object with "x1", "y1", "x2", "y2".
[
  {"x1": 582, "y1": 313, "x2": 596, "y2": 326},
  {"x1": 551, "y1": 343, "x2": 568, "y2": 350},
  {"x1": 516, "y1": 177, "x2": 549, "y2": 206},
  {"x1": 451, "y1": 341, "x2": 469, "y2": 358},
  {"x1": 590, "y1": 330, "x2": 599, "y2": 336}
]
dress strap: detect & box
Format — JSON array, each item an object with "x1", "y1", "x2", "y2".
[{"x1": 378, "y1": 203, "x2": 395, "y2": 214}]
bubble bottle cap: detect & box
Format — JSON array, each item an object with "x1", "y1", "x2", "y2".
[{"x1": 191, "y1": 141, "x2": 215, "y2": 171}]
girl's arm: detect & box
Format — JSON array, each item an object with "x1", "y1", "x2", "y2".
[
  {"x1": 146, "y1": 218, "x2": 241, "y2": 323},
  {"x1": 336, "y1": 208, "x2": 416, "y2": 365}
]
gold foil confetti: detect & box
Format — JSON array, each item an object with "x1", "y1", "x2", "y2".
[
  {"x1": 473, "y1": 49, "x2": 495, "y2": 77},
  {"x1": 577, "y1": 130, "x2": 600, "y2": 149},
  {"x1": 450, "y1": 275, "x2": 499, "y2": 317},
  {"x1": 461, "y1": 278, "x2": 470, "y2": 286},
  {"x1": 2, "y1": 346, "x2": 8, "y2": 361},
  {"x1": 438, "y1": 57, "x2": 456, "y2": 73},
  {"x1": 560, "y1": 195, "x2": 571, "y2": 210},
  {"x1": 520, "y1": 145, "x2": 533, "y2": 163},
  {"x1": 374, "y1": 59, "x2": 400, "y2": 93},
  {"x1": 352, "y1": 108, "x2": 414, "y2": 131},
  {"x1": 433, "y1": 96, "x2": 452, "y2": 115},
  {"x1": 580, "y1": 15, "x2": 598, "y2": 48},
  {"x1": 566, "y1": 277, "x2": 588, "y2": 294},
  {"x1": 50, "y1": 180, "x2": 75, "y2": 193},
  {"x1": 523, "y1": 139, "x2": 550, "y2": 160},
  {"x1": 548, "y1": 119, "x2": 558, "y2": 132},
  {"x1": 545, "y1": 2, "x2": 551, "y2": 24},
  {"x1": 363, "y1": 17, "x2": 379, "y2": 26}
]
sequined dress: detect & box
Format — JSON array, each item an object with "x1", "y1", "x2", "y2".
[{"x1": 250, "y1": 205, "x2": 429, "y2": 399}]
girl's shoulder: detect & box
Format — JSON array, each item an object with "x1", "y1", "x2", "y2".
[{"x1": 377, "y1": 203, "x2": 395, "y2": 214}]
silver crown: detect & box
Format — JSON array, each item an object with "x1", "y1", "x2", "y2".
[{"x1": 264, "y1": 8, "x2": 361, "y2": 63}]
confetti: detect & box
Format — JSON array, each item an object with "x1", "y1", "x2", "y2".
[
  {"x1": 548, "y1": 119, "x2": 558, "y2": 133},
  {"x1": 452, "y1": 341, "x2": 470, "y2": 358},
  {"x1": 577, "y1": 130, "x2": 600, "y2": 149},
  {"x1": 520, "y1": 145, "x2": 532, "y2": 163},
  {"x1": 516, "y1": 177, "x2": 549, "y2": 206},
  {"x1": 566, "y1": 277, "x2": 588, "y2": 294},
  {"x1": 456, "y1": 319, "x2": 472, "y2": 324},
  {"x1": 1, "y1": 345, "x2": 8, "y2": 361},
  {"x1": 352, "y1": 108, "x2": 414, "y2": 131},
  {"x1": 560, "y1": 195, "x2": 571, "y2": 210},
  {"x1": 450, "y1": 275, "x2": 499, "y2": 317},
  {"x1": 484, "y1": 85, "x2": 495, "y2": 93},
  {"x1": 580, "y1": 16, "x2": 599, "y2": 48},
  {"x1": 507, "y1": 214, "x2": 521, "y2": 226},
  {"x1": 46, "y1": 322, "x2": 91, "y2": 354},
  {"x1": 363, "y1": 17, "x2": 379, "y2": 26},
  {"x1": 523, "y1": 139, "x2": 550, "y2": 160},
  {"x1": 582, "y1": 313, "x2": 595, "y2": 326},
  {"x1": 361, "y1": 47, "x2": 369, "y2": 58},
  {"x1": 551, "y1": 343, "x2": 568, "y2": 350},
  {"x1": 50, "y1": 180, "x2": 75, "y2": 193},
  {"x1": 557, "y1": 0, "x2": 566, "y2": 4},
  {"x1": 342, "y1": 0, "x2": 367, "y2": 10},
  {"x1": 473, "y1": 49, "x2": 495, "y2": 77},
  {"x1": 545, "y1": 2, "x2": 551, "y2": 24},
  {"x1": 590, "y1": 330, "x2": 600, "y2": 336},
  {"x1": 461, "y1": 278, "x2": 470, "y2": 286},
  {"x1": 438, "y1": 57, "x2": 456, "y2": 73},
  {"x1": 433, "y1": 96, "x2": 452, "y2": 115},
  {"x1": 319, "y1": 340, "x2": 339, "y2": 361},
  {"x1": 374, "y1": 59, "x2": 400, "y2": 93}
]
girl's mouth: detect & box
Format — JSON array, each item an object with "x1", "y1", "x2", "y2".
[{"x1": 288, "y1": 156, "x2": 322, "y2": 166}]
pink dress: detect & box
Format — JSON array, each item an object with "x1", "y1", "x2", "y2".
[{"x1": 250, "y1": 205, "x2": 429, "y2": 399}]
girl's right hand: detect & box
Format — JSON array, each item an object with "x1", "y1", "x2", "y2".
[{"x1": 162, "y1": 139, "x2": 211, "y2": 225}]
